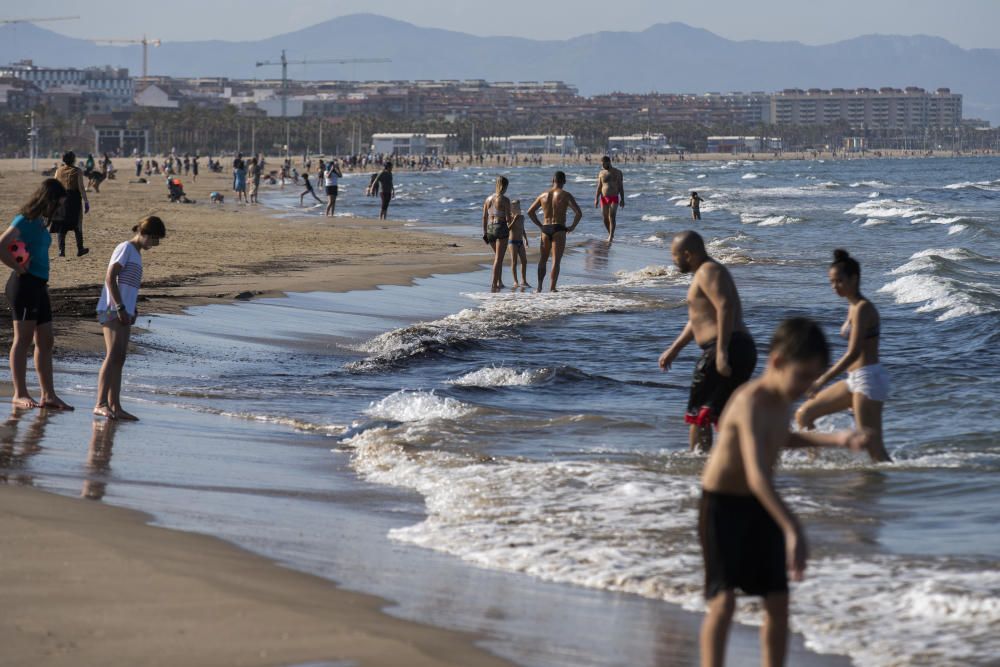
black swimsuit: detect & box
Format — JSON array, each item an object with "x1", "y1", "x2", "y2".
[{"x1": 541, "y1": 223, "x2": 568, "y2": 239}]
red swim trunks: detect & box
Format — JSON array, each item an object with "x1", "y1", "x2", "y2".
[{"x1": 600, "y1": 195, "x2": 620, "y2": 207}]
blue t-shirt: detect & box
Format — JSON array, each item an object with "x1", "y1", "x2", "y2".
[{"x1": 10, "y1": 214, "x2": 51, "y2": 280}]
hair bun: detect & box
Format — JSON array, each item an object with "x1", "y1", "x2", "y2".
[{"x1": 833, "y1": 248, "x2": 851, "y2": 261}]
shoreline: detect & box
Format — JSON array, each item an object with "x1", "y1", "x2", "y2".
[{"x1": 0, "y1": 159, "x2": 854, "y2": 666}]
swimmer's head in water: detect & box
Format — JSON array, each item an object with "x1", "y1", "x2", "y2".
[
  {"x1": 768, "y1": 317, "x2": 830, "y2": 399},
  {"x1": 829, "y1": 248, "x2": 861, "y2": 297},
  {"x1": 553, "y1": 171, "x2": 566, "y2": 187},
  {"x1": 62, "y1": 151, "x2": 76, "y2": 166},
  {"x1": 671, "y1": 230, "x2": 707, "y2": 274}
]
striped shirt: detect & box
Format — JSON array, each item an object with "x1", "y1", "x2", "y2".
[{"x1": 96, "y1": 241, "x2": 143, "y2": 317}]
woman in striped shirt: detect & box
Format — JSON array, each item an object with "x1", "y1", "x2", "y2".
[{"x1": 94, "y1": 216, "x2": 167, "y2": 420}]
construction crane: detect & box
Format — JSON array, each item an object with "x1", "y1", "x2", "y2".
[
  {"x1": 0, "y1": 16, "x2": 80, "y2": 25},
  {"x1": 254, "y1": 50, "x2": 391, "y2": 117},
  {"x1": 91, "y1": 35, "x2": 162, "y2": 81}
]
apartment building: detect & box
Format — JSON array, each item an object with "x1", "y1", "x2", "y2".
[{"x1": 771, "y1": 88, "x2": 962, "y2": 129}]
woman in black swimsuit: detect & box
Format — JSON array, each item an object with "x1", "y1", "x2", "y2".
[{"x1": 481, "y1": 176, "x2": 511, "y2": 292}]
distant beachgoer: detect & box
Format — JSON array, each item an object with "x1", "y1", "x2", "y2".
[
  {"x1": 508, "y1": 199, "x2": 530, "y2": 288},
  {"x1": 0, "y1": 178, "x2": 74, "y2": 410},
  {"x1": 94, "y1": 216, "x2": 166, "y2": 421},
  {"x1": 135, "y1": 157, "x2": 143, "y2": 178},
  {"x1": 248, "y1": 157, "x2": 261, "y2": 204},
  {"x1": 594, "y1": 155, "x2": 624, "y2": 242},
  {"x1": 299, "y1": 173, "x2": 322, "y2": 206},
  {"x1": 232, "y1": 153, "x2": 244, "y2": 191},
  {"x1": 234, "y1": 160, "x2": 248, "y2": 203},
  {"x1": 658, "y1": 231, "x2": 757, "y2": 452},
  {"x1": 191, "y1": 156, "x2": 199, "y2": 182},
  {"x1": 689, "y1": 191, "x2": 704, "y2": 221},
  {"x1": 482, "y1": 176, "x2": 511, "y2": 291},
  {"x1": 324, "y1": 160, "x2": 343, "y2": 217},
  {"x1": 527, "y1": 171, "x2": 582, "y2": 292},
  {"x1": 369, "y1": 162, "x2": 394, "y2": 220},
  {"x1": 699, "y1": 317, "x2": 870, "y2": 667},
  {"x1": 795, "y1": 249, "x2": 892, "y2": 462},
  {"x1": 53, "y1": 151, "x2": 90, "y2": 257}
]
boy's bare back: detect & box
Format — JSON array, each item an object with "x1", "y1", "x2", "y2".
[{"x1": 701, "y1": 379, "x2": 791, "y2": 495}]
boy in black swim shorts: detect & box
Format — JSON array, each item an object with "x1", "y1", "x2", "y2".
[{"x1": 698, "y1": 318, "x2": 870, "y2": 666}]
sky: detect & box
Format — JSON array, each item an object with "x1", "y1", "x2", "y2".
[{"x1": 8, "y1": 0, "x2": 1000, "y2": 49}]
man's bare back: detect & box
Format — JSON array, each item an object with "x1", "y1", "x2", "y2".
[
  {"x1": 687, "y1": 259, "x2": 748, "y2": 346},
  {"x1": 542, "y1": 188, "x2": 574, "y2": 224}
]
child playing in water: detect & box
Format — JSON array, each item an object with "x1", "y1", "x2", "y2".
[
  {"x1": 94, "y1": 216, "x2": 167, "y2": 420},
  {"x1": 699, "y1": 318, "x2": 870, "y2": 666},
  {"x1": 508, "y1": 200, "x2": 531, "y2": 288}
]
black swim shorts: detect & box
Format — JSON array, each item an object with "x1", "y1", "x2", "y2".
[
  {"x1": 699, "y1": 490, "x2": 788, "y2": 599},
  {"x1": 687, "y1": 331, "x2": 757, "y2": 426},
  {"x1": 6, "y1": 271, "x2": 52, "y2": 325},
  {"x1": 325, "y1": 185, "x2": 338, "y2": 198}
]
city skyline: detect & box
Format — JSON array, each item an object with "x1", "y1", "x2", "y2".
[{"x1": 9, "y1": 0, "x2": 1000, "y2": 49}]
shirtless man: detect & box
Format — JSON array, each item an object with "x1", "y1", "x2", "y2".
[
  {"x1": 658, "y1": 231, "x2": 757, "y2": 452},
  {"x1": 527, "y1": 171, "x2": 583, "y2": 293},
  {"x1": 699, "y1": 317, "x2": 870, "y2": 667},
  {"x1": 594, "y1": 156, "x2": 624, "y2": 242},
  {"x1": 689, "y1": 191, "x2": 704, "y2": 221}
]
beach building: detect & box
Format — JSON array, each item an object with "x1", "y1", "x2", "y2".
[
  {"x1": 372, "y1": 133, "x2": 427, "y2": 156},
  {"x1": 482, "y1": 135, "x2": 576, "y2": 154},
  {"x1": 706, "y1": 136, "x2": 783, "y2": 153},
  {"x1": 426, "y1": 133, "x2": 459, "y2": 155},
  {"x1": 0, "y1": 60, "x2": 133, "y2": 109},
  {"x1": 93, "y1": 124, "x2": 150, "y2": 155},
  {"x1": 771, "y1": 88, "x2": 962, "y2": 130},
  {"x1": 607, "y1": 133, "x2": 674, "y2": 154}
]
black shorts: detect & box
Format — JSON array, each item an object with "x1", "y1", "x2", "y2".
[
  {"x1": 380, "y1": 191, "x2": 392, "y2": 209},
  {"x1": 6, "y1": 271, "x2": 52, "y2": 325},
  {"x1": 325, "y1": 185, "x2": 338, "y2": 197},
  {"x1": 687, "y1": 331, "x2": 757, "y2": 426},
  {"x1": 699, "y1": 490, "x2": 788, "y2": 599}
]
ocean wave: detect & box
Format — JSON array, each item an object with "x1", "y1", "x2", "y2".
[
  {"x1": 614, "y1": 264, "x2": 681, "y2": 286},
  {"x1": 365, "y1": 390, "x2": 475, "y2": 422},
  {"x1": 845, "y1": 198, "x2": 932, "y2": 219},
  {"x1": 640, "y1": 214, "x2": 669, "y2": 222},
  {"x1": 339, "y1": 425, "x2": 1000, "y2": 667},
  {"x1": 861, "y1": 218, "x2": 892, "y2": 227},
  {"x1": 741, "y1": 172, "x2": 764, "y2": 180},
  {"x1": 849, "y1": 180, "x2": 888, "y2": 188},
  {"x1": 740, "y1": 213, "x2": 804, "y2": 227},
  {"x1": 448, "y1": 366, "x2": 548, "y2": 388},
  {"x1": 347, "y1": 289, "x2": 651, "y2": 372},
  {"x1": 879, "y1": 248, "x2": 1000, "y2": 321},
  {"x1": 943, "y1": 179, "x2": 1000, "y2": 191}
]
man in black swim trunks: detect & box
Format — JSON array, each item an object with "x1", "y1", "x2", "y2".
[
  {"x1": 526, "y1": 171, "x2": 582, "y2": 292},
  {"x1": 699, "y1": 318, "x2": 870, "y2": 666},
  {"x1": 658, "y1": 230, "x2": 757, "y2": 452}
]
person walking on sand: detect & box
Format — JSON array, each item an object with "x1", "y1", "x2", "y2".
[
  {"x1": 324, "y1": 159, "x2": 343, "y2": 217},
  {"x1": 699, "y1": 317, "x2": 871, "y2": 667},
  {"x1": 53, "y1": 151, "x2": 90, "y2": 257},
  {"x1": 594, "y1": 155, "x2": 624, "y2": 242},
  {"x1": 94, "y1": 216, "x2": 166, "y2": 421},
  {"x1": 0, "y1": 178, "x2": 74, "y2": 410},
  {"x1": 482, "y1": 176, "x2": 511, "y2": 292},
  {"x1": 658, "y1": 231, "x2": 757, "y2": 453},
  {"x1": 508, "y1": 199, "x2": 531, "y2": 288},
  {"x1": 795, "y1": 249, "x2": 892, "y2": 462},
  {"x1": 688, "y1": 191, "x2": 704, "y2": 221},
  {"x1": 527, "y1": 171, "x2": 582, "y2": 293},
  {"x1": 368, "y1": 161, "x2": 394, "y2": 220}
]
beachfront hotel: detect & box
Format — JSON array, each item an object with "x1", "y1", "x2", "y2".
[{"x1": 771, "y1": 88, "x2": 962, "y2": 130}]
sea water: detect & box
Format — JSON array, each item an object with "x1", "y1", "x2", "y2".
[{"x1": 45, "y1": 157, "x2": 1000, "y2": 665}]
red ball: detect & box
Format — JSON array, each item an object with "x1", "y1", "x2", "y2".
[{"x1": 8, "y1": 241, "x2": 29, "y2": 266}]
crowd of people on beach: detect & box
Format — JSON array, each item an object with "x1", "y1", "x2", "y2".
[{"x1": 1, "y1": 145, "x2": 899, "y2": 667}]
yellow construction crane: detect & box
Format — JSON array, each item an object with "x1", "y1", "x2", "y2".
[
  {"x1": 254, "y1": 50, "x2": 390, "y2": 117},
  {"x1": 91, "y1": 35, "x2": 162, "y2": 80}
]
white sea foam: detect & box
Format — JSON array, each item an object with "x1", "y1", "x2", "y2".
[
  {"x1": 448, "y1": 366, "x2": 546, "y2": 388},
  {"x1": 438, "y1": 196, "x2": 455, "y2": 204},
  {"x1": 949, "y1": 224, "x2": 968, "y2": 235},
  {"x1": 667, "y1": 195, "x2": 686, "y2": 202},
  {"x1": 741, "y1": 172, "x2": 764, "y2": 179},
  {"x1": 364, "y1": 390, "x2": 475, "y2": 422},
  {"x1": 845, "y1": 199, "x2": 931, "y2": 219},
  {"x1": 849, "y1": 180, "x2": 888, "y2": 188},
  {"x1": 741, "y1": 213, "x2": 804, "y2": 227},
  {"x1": 640, "y1": 214, "x2": 669, "y2": 222},
  {"x1": 696, "y1": 174, "x2": 707, "y2": 179},
  {"x1": 861, "y1": 218, "x2": 892, "y2": 227},
  {"x1": 340, "y1": 425, "x2": 1000, "y2": 667},
  {"x1": 349, "y1": 289, "x2": 651, "y2": 371},
  {"x1": 880, "y1": 248, "x2": 997, "y2": 321},
  {"x1": 614, "y1": 264, "x2": 680, "y2": 286}
]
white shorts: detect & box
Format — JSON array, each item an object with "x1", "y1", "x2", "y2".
[{"x1": 846, "y1": 364, "x2": 890, "y2": 402}]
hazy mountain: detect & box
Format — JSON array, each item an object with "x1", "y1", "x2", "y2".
[{"x1": 2, "y1": 14, "x2": 997, "y2": 122}]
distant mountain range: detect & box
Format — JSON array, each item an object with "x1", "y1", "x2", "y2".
[{"x1": 2, "y1": 13, "x2": 998, "y2": 122}]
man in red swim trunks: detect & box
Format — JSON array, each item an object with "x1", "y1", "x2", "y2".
[{"x1": 594, "y1": 155, "x2": 624, "y2": 243}]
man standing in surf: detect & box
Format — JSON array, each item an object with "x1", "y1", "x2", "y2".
[
  {"x1": 527, "y1": 171, "x2": 583, "y2": 293},
  {"x1": 594, "y1": 156, "x2": 624, "y2": 242},
  {"x1": 658, "y1": 231, "x2": 757, "y2": 452}
]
